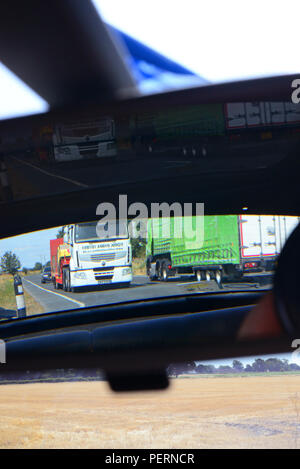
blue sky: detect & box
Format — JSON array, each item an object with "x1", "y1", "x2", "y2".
[{"x1": 0, "y1": 227, "x2": 60, "y2": 269}]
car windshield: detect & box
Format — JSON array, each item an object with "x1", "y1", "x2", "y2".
[{"x1": 0, "y1": 214, "x2": 298, "y2": 319}]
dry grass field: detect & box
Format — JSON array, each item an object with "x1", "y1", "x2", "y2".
[{"x1": 0, "y1": 375, "x2": 300, "y2": 448}]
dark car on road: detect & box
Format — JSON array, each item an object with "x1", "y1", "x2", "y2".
[{"x1": 41, "y1": 266, "x2": 52, "y2": 284}]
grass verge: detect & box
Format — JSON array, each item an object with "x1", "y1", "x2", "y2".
[
  {"x1": 132, "y1": 257, "x2": 146, "y2": 276},
  {"x1": 0, "y1": 273, "x2": 44, "y2": 318}
]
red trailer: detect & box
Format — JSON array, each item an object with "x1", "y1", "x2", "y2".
[{"x1": 50, "y1": 238, "x2": 71, "y2": 289}]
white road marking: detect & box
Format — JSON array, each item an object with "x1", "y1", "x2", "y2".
[
  {"x1": 12, "y1": 156, "x2": 89, "y2": 188},
  {"x1": 23, "y1": 279, "x2": 85, "y2": 307}
]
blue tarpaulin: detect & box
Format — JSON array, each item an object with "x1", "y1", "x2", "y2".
[{"x1": 110, "y1": 26, "x2": 208, "y2": 93}]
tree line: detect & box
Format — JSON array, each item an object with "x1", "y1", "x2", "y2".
[
  {"x1": 168, "y1": 358, "x2": 300, "y2": 376},
  {"x1": 0, "y1": 251, "x2": 51, "y2": 275}
]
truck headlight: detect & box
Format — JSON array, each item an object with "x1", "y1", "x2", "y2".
[
  {"x1": 74, "y1": 272, "x2": 87, "y2": 279},
  {"x1": 122, "y1": 267, "x2": 132, "y2": 276}
]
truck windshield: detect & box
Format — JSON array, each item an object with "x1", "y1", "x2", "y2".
[{"x1": 75, "y1": 221, "x2": 128, "y2": 242}]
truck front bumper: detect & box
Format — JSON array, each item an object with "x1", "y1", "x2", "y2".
[{"x1": 70, "y1": 266, "x2": 132, "y2": 288}]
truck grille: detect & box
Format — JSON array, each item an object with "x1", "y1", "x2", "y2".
[
  {"x1": 93, "y1": 266, "x2": 114, "y2": 281},
  {"x1": 89, "y1": 251, "x2": 126, "y2": 262}
]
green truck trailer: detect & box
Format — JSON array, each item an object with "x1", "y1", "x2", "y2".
[{"x1": 146, "y1": 215, "x2": 299, "y2": 285}]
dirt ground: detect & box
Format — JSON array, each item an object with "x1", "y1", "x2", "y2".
[{"x1": 0, "y1": 375, "x2": 300, "y2": 449}]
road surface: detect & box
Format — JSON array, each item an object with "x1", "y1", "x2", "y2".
[
  {"x1": 5, "y1": 146, "x2": 283, "y2": 202},
  {"x1": 22, "y1": 273, "x2": 271, "y2": 315}
]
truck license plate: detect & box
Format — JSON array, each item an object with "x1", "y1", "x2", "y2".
[{"x1": 97, "y1": 279, "x2": 112, "y2": 284}]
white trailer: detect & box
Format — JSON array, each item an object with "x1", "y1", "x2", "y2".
[{"x1": 239, "y1": 215, "x2": 300, "y2": 271}]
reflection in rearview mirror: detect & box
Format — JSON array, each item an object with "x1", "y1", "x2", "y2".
[{"x1": 1, "y1": 101, "x2": 300, "y2": 203}]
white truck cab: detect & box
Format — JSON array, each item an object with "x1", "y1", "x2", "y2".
[{"x1": 63, "y1": 220, "x2": 132, "y2": 289}]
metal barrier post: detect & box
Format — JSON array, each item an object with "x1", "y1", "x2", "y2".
[{"x1": 14, "y1": 274, "x2": 26, "y2": 318}]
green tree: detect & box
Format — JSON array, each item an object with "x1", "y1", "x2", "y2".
[
  {"x1": 131, "y1": 236, "x2": 146, "y2": 258},
  {"x1": 33, "y1": 262, "x2": 42, "y2": 271},
  {"x1": 232, "y1": 360, "x2": 244, "y2": 372},
  {"x1": 0, "y1": 251, "x2": 21, "y2": 275},
  {"x1": 217, "y1": 365, "x2": 233, "y2": 374},
  {"x1": 56, "y1": 228, "x2": 64, "y2": 239},
  {"x1": 252, "y1": 358, "x2": 267, "y2": 372},
  {"x1": 167, "y1": 361, "x2": 196, "y2": 377},
  {"x1": 196, "y1": 364, "x2": 216, "y2": 374},
  {"x1": 265, "y1": 358, "x2": 288, "y2": 372}
]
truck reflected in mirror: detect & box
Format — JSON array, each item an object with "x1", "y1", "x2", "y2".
[{"x1": 1, "y1": 100, "x2": 300, "y2": 203}]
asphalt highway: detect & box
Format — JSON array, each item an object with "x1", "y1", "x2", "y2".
[{"x1": 22, "y1": 272, "x2": 271, "y2": 315}]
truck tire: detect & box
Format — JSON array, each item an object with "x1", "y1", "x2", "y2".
[
  {"x1": 63, "y1": 269, "x2": 70, "y2": 292},
  {"x1": 67, "y1": 269, "x2": 75, "y2": 292},
  {"x1": 215, "y1": 269, "x2": 223, "y2": 289},
  {"x1": 201, "y1": 145, "x2": 207, "y2": 157},
  {"x1": 156, "y1": 261, "x2": 162, "y2": 281},
  {"x1": 62, "y1": 270, "x2": 66, "y2": 291},
  {"x1": 147, "y1": 259, "x2": 157, "y2": 281},
  {"x1": 161, "y1": 261, "x2": 169, "y2": 281},
  {"x1": 195, "y1": 269, "x2": 202, "y2": 282}
]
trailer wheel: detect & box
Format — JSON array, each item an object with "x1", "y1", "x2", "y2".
[
  {"x1": 195, "y1": 270, "x2": 202, "y2": 282},
  {"x1": 147, "y1": 260, "x2": 157, "y2": 281},
  {"x1": 161, "y1": 262, "x2": 169, "y2": 281},
  {"x1": 215, "y1": 269, "x2": 223, "y2": 289},
  {"x1": 156, "y1": 261, "x2": 162, "y2": 281},
  {"x1": 201, "y1": 145, "x2": 207, "y2": 157}
]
